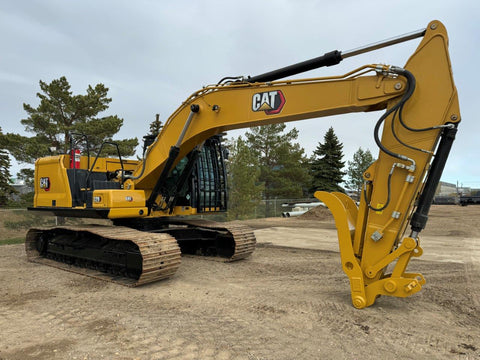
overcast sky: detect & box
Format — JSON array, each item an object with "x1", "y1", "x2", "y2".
[{"x1": 1, "y1": 0, "x2": 479, "y2": 187}]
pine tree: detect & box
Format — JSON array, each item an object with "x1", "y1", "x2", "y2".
[
  {"x1": 310, "y1": 127, "x2": 345, "y2": 193},
  {"x1": 245, "y1": 124, "x2": 310, "y2": 201},
  {"x1": 0, "y1": 127, "x2": 16, "y2": 206},
  {"x1": 0, "y1": 77, "x2": 138, "y2": 167},
  {"x1": 226, "y1": 136, "x2": 263, "y2": 220},
  {"x1": 345, "y1": 147, "x2": 375, "y2": 196}
]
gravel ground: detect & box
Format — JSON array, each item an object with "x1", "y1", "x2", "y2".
[{"x1": 0, "y1": 205, "x2": 479, "y2": 359}]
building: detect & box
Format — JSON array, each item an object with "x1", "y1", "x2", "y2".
[{"x1": 435, "y1": 181, "x2": 457, "y2": 196}]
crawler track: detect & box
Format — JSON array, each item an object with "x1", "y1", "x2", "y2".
[
  {"x1": 173, "y1": 220, "x2": 256, "y2": 261},
  {"x1": 112, "y1": 218, "x2": 257, "y2": 262},
  {"x1": 25, "y1": 220, "x2": 255, "y2": 286},
  {"x1": 25, "y1": 225, "x2": 181, "y2": 286}
]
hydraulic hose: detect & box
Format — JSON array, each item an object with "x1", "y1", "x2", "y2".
[
  {"x1": 365, "y1": 67, "x2": 416, "y2": 212},
  {"x1": 373, "y1": 67, "x2": 416, "y2": 164}
]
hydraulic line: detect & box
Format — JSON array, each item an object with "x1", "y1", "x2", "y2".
[
  {"x1": 365, "y1": 66, "x2": 417, "y2": 212},
  {"x1": 217, "y1": 76, "x2": 244, "y2": 85},
  {"x1": 390, "y1": 107, "x2": 432, "y2": 155},
  {"x1": 396, "y1": 69, "x2": 454, "y2": 133},
  {"x1": 363, "y1": 167, "x2": 393, "y2": 212},
  {"x1": 373, "y1": 67, "x2": 416, "y2": 167},
  {"x1": 375, "y1": 175, "x2": 412, "y2": 238}
]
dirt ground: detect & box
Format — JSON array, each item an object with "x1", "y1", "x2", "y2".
[{"x1": 0, "y1": 205, "x2": 479, "y2": 359}]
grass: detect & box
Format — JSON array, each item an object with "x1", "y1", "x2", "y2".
[{"x1": 0, "y1": 237, "x2": 25, "y2": 246}]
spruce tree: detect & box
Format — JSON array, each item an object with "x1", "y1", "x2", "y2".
[
  {"x1": 310, "y1": 127, "x2": 345, "y2": 193},
  {"x1": 226, "y1": 136, "x2": 263, "y2": 220},
  {"x1": 345, "y1": 147, "x2": 375, "y2": 196}
]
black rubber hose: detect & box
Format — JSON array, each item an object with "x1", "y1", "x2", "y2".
[
  {"x1": 373, "y1": 68, "x2": 416, "y2": 161},
  {"x1": 366, "y1": 67, "x2": 416, "y2": 212},
  {"x1": 363, "y1": 169, "x2": 393, "y2": 212},
  {"x1": 390, "y1": 106, "x2": 430, "y2": 154}
]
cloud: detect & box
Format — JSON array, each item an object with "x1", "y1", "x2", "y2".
[{"x1": 1, "y1": 0, "x2": 479, "y2": 187}]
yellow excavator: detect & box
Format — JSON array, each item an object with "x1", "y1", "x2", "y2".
[{"x1": 27, "y1": 20, "x2": 459, "y2": 308}]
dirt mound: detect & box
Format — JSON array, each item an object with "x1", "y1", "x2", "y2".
[{"x1": 299, "y1": 205, "x2": 333, "y2": 220}]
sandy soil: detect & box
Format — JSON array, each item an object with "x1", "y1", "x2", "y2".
[{"x1": 0, "y1": 205, "x2": 479, "y2": 359}]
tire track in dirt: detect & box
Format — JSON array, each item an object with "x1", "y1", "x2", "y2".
[
  {"x1": 464, "y1": 237, "x2": 480, "y2": 307},
  {"x1": 1, "y1": 205, "x2": 480, "y2": 359}
]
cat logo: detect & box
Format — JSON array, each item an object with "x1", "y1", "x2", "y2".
[
  {"x1": 40, "y1": 177, "x2": 50, "y2": 191},
  {"x1": 252, "y1": 90, "x2": 285, "y2": 115}
]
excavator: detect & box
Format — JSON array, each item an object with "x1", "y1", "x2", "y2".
[{"x1": 26, "y1": 20, "x2": 460, "y2": 309}]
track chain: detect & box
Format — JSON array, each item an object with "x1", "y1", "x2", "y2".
[
  {"x1": 25, "y1": 225, "x2": 181, "y2": 287},
  {"x1": 175, "y1": 220, "x2": 256, "y2": 261}
]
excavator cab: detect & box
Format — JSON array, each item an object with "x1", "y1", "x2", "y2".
[{"x1": 155, "y1": 135, "x2": 228, "y2": 214}]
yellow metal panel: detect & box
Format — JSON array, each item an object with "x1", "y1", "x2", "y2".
[
  {"x1": 92, "y1": 190, "x2": 146, "y2": 208},
  {"x1": 107, "y1": 208, "x2": 148, "y2": 219},
  {"x1": 92, "y1": 189, "x2": 148, "y2": 219},
  {"x1": 34, "y1": 156, "x2": 72, "y2": 207}
]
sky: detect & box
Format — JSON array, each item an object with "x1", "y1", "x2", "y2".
[{"x1": 1, "y1": 0, "x2": 479, "y2": 188}]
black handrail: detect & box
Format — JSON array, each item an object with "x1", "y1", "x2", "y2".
[{"x1": 86, "y1": 141, "x2": 125, "y2": 188}]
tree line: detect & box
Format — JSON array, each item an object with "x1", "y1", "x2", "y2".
[
  {"x1": 0, "y1": 77, "x2": 375, "y2": 212},
  {"x1": 226, "y1": 124, "x2": 374, "y2": 219}
]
